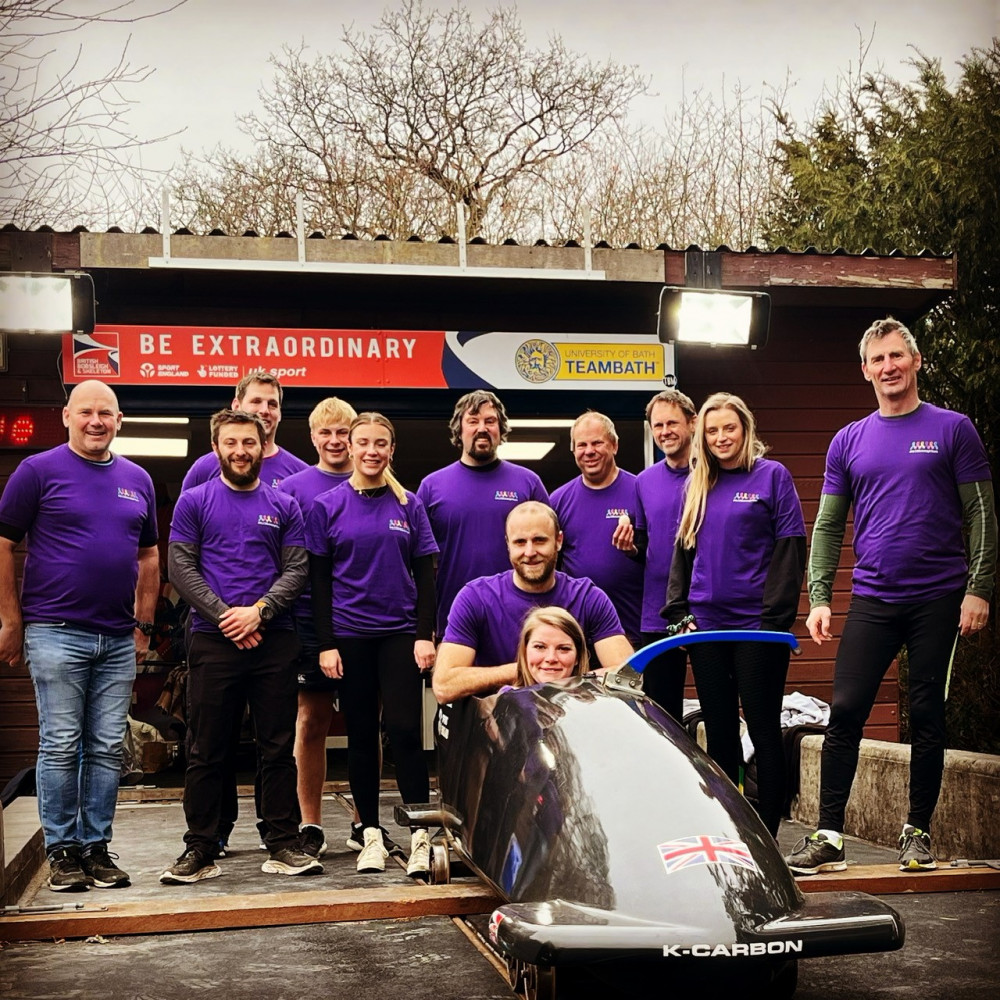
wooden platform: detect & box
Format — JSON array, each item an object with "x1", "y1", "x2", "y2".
[
  {"x1": 795, "y1": 863, "x2": 1000, "y2": 894},
  {"x1": 0, "y1": 881, "x2": 502, "y2": 942}
]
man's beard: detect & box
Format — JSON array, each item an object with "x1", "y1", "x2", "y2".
[
  {"x1": 220, "y1": 452, "x2": 263, "y2": 487},
  {"x1": 513, "y1": 554, "x2": 557, "y2": 588},
  {"x1": 465, "y1": 434, "x2": 497, "y2": 464}
]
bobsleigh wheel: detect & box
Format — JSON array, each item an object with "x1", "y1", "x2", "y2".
[
  {"x1": 520, "y1": 962, "x2": 556, "y2": 1000},
  {"x1": 429, "y1": 843, "x2": 450, "y2": 884}
]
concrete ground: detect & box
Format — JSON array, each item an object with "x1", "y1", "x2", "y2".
[{"x1": 2, "y1": 787, "x2": 997, "y2": 1000}]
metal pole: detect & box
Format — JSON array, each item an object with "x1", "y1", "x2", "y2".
[
  {"x1": 456, "y1": 203, "x2": 468, "y2": 270},
  {"x1": 296, "y1": 192, "x2": 306, "y2": 266}
]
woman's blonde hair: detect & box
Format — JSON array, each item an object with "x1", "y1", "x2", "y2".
[
  {"x1": 514, "y1": 606, "x2": 589, "y2": 687},
  {"x1": 349, "y1": 412, "x2": 407, "y2": 505},
  {"x1": 676, "y1": 392, "x2": 767, "y2": 549}
]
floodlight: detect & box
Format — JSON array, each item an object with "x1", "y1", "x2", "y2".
[
  {"x1": 0, "y1": 272, "x2": 95, "y2": 334},
  {"x1": 657, "y1": 287, "x2": 770, "y2": 348}
]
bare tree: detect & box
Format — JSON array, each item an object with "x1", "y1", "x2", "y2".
[
  {"x1": 234, "y1": 0, "x2": 646, "y2": 238},
  {"x1": 0, "y1": 0, "x2": 186, "y2": 230}
]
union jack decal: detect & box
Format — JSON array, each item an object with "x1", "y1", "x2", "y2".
[{"x1": 657, "y1": 835, "x2": 758, "y2": 875}]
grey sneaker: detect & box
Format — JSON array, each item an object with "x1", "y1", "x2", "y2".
[
  {"x1": 159, "y1": 849, "x2": 222, "y2": 884},
  {"x1": 261, "y1": 847, "x2": 323, "y2": 876},
  {"x1": 898, "y1": 825, "x2": 937, "y2": 871},
  {"x1": 299, "y1": 825, "x2": 328, "y2": 859},
  {"x1": 47, "y1": 847, "x2": 92, "y2": 892},
  {"x1": 784, "y1": 832, "x2": 847, "y2": 875},
  {"x1": 80, "y1": 846, "x2": 130, "y2": 888}
]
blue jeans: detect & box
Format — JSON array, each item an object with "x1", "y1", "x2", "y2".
[{"x1": 24, "y1": 623, "x2": 136, "y2": 853}]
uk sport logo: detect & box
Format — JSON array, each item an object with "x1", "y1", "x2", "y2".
[{"x1": 657, "y1": 835, "x2": 758, "y2": 874}]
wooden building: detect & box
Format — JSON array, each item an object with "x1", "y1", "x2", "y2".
[{"x1": 0, "y1": 227, "x2": 956, "y2": 785}]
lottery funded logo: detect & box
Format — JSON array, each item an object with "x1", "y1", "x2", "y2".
[
  {"x1": 514, "y1": 338, "x2": 560, "y2": 384},
  {"x1": 72, "y1": 332, "x2": 120, "y2": 378}
]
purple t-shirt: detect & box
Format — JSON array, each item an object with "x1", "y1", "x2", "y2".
[
  {"x1": 635, "y1": 460, "x2": 689, "y2": 634},
  {"x1": 416, "y1": 460, "x2": 549, "y2": 635},
  {"x1": 550, "y1": 471, "x2": 644, "y2": 641},
  {"x1": 442, "y1": 570, "x2": 623, "y2": 667},
  {"x1": 823, "y1": 403, "x2": 991, "y2": 602},
  {"x1": 169, "y1": 477, "x2": 305, "y2": 632},
  {"x1": 688, "y1": 459, "x2": 805, "y2": 630},
  {"x1": 181, "y1": 446, "x2": 309, "y2": 492},
  {"x1": 277, "y1": 466, "x2": 352, "y2": 618},
  {"x1": 0, "y1": 445, "x2": 157, "y2": 633},
  {"x1": 306, "y1": 487, "x2": 438, "y2": 637}
]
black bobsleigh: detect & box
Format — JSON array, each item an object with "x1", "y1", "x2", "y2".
[{"x1": 399, "y1": 632, "x2": 903, "y2": 999}]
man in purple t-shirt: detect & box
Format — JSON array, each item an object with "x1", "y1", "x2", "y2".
[
  {"x1": 551, "y1": 411, "x2": 643, "y2": 645},
  {"x1": 181, "y1": 370, "x2": 308, "y2": 491},
  {"x1": 417, "y1": 391, "x2": 549, "y2": 636},
  {"x1": 160, "y1": 409, "x2": 316, "y2": 885},
  {"x1": 613, "y1": 390, "x2": 697, "y2": 721},
  {"x1": 785, "y1": 318, "x2": 997, "y2": 877},
  {"x1": 0, "y1": 380, "x2": 159, "y2": 893},
  {"x1": 432, "y1": 501, "x2": 633, "y2": 702}
]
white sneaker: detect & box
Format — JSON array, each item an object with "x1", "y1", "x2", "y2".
[
  {"x1": 406, "y1": 829, "x2": 430, "y2": 879},
  {"x1": 356, "y1": 826, "x2": 388, "y2": 873}
]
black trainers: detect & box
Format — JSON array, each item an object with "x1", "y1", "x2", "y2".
[
  {"x1": 898, "y1": 825, "x2": 937, "y2": 871},
  {"x1": 80, "y1": 846, "x2": 130, "y2": 888},
  {"x1": 159, "y1": 849, "x2": 222, "y2": 884},
  {"x1": 299, "y1": 825, "x2": 328, "y2": 859},
  {"x1": 261, "y1": 846, "x2": 323, "y2": 876},
  {"x1": 47, "y1": 847, "x2": 92, "y2": 892},
  {"x1": 784, "y1": 832, "x2": 848, "y2": 875},
  {"x1": 347, "y1": 823, "x2": 405, "y2": 858}
]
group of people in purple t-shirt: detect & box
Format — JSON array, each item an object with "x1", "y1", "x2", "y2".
[{"x1": 1, "y1": 313, "x2": 994, "y2": 895}]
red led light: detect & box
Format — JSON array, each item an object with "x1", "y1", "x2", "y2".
[
  {"x1": 0, "y1": 407, "x2": 63, "y2": 450},
  {"x1": 10, "y1": 416, "x2": 34, "y2": 446}
]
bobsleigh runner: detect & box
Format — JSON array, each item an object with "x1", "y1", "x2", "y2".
[{"x1": 396, "y1": 632, "x2": 903, "y2": 999}]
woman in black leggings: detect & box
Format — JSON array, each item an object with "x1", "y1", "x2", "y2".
[
  {"x1": 666, "y1": 393, "x2": 805, "y2": 837},
  {"x1": 307, "y1": 413, "x2": 438, "y2": 876}
]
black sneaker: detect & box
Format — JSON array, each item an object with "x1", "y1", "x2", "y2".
[
  {"x1": 47, "y1": 847, "x2": 92, "y2": 893},
  {"x1": 261, "y1": 847, "x2": 323, "y2": 876},
  {"x1": 80, "y1": 846, "x2": 130, "y2": 888},
  {"x1": 784, "y1": 832, "x2": 847, "y2": 875},
  {"x1": 299, "y1": 825, "x2": 328, "y2": 859},
  {"x1": 898, "y1": 825, "x2": 937, "y2": 870},
  {"x1": 159, "y1": 849, "x2": 222, "y2": 884},
  {"x1": 347, "y1": 823, "x2": 405, "y2": 858}
]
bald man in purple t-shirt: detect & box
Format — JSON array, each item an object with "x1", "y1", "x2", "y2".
[
  {"x1": 432, "y1": 501, "x2": 633, "y2": 703},
  {"x1": 785, "y1": 317, "x2": 997, "y2": 877}
]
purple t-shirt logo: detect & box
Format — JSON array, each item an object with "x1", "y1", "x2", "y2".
[
  {"x1": 909, "y1": 440, "x2": 939, "y2": 454},
  {"x1": 389, "y1": 517, "x2": 411, "y2": 534},
  {"x1": 257, "y1": 513, "x2": 281, "y2": 528},
  {"x1": 117, "y1": 487, "x2": 143, "y2": 503},
  {"x1": 494, "y1": 490, "x2": 519, "y2": 502},
  {"x1": 605, "y1": 506, "x2": 629, "y2": 519},
  {"x1": 733, "y1": 491, "x2": 761, "y2": 503}
]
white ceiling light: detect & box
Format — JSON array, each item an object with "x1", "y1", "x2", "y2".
[{"x1": 497, "y1": 442, "x2": 556, "y2": 462}]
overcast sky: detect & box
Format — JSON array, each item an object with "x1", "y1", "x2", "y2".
[{"x1": 39, "y1": 0, "x2": 1000, "y2": 175}]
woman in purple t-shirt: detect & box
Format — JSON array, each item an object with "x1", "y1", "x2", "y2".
[
  {"x1": 307, "y1": 413, "x2": 438, "y2": 878},
  {"x1": 666, "y1": 393, "x2": 805, "y2": 838}
]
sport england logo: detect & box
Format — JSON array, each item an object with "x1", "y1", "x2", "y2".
[
  {"x1": 494, "y1": 490, "x2": 520, "y2": 503},
  {"x1": 117, "y1": 487, "x2": 142, "y2": 503},
  {"x1": 909, "y1": 440, "x2": 939, "y2": 454},
  {"x1": 657, "y1": 835, "x2": 758, "y2": 875},
  {"x1": 388, "y1": 518, "x2": 411, "y2": 534},
  {"x1": 257, "y1": 514, "x2": 281, "y2": 529}
]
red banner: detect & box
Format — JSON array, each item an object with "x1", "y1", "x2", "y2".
[{"x1": 63, "y1": 326, "x2": 449, "y2": 388}]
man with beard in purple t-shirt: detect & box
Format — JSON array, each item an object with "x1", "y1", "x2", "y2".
[
  {"x1": 160, "y1": 409, "x2": 316, "y2": 884},
  {"x1": 432, "y1": 501, "x2": 633, "y2": 702},
  {"x1": 417, "y1": 391, "x2": 548, "y2": 637},
  {"x1": 551, "y1": 411, "x2": 643, "y2": 645},
  {"x1": 785, "y1": 317, "x2": 996, "y2": 876},
  {"x1": 181, "y1": 370, "x2": 308, "y2": 491},
  {"x1": 0, "y1": 380, "x2": 159, "y2": 892}
]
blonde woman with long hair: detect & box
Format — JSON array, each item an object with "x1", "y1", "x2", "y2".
[
  {"x1": 665, "y1": 393, "x2": 805, "y2": 838},
  {"x1": 514, "y1": 606, "x2": 590, "y2": 688},
  {"x1": 305, "y1": 413, "x2": 438, "y2": 878}
]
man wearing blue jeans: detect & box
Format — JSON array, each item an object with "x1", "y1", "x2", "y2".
[{"x1": 0, "y1": 380, "x2": 159, "y2": 892}]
